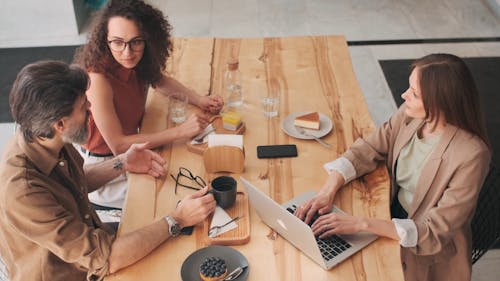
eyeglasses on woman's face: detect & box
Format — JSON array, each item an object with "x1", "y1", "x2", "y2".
[
  {"x1": 170, "y1": 167, "x2": 207, "y2": 194},
  {"x1": 107, "y1": 38, "x2": 146, "y2": 52}
]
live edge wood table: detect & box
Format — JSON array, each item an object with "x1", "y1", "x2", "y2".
[{"x1": 106, "y1": 36, "x2": 404, "y2": 281}]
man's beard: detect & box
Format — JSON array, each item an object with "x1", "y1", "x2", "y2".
[{"x1": 62, "y1": 115, "x2": 89, "y2": 145}]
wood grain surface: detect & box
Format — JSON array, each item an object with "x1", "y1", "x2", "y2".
[
  {"x1": 202, "y1": 191, "x2": 251, "y2": 246},
  {"x1": 106, "y1": 36, "x2": 404, "y2": 281}
]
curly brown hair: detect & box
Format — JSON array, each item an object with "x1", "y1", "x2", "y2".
[{"x1": 74, "y1": 0, "x2": 172, "y2": 87}]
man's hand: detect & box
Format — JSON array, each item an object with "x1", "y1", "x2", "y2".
[
  {"x1": 121, "y1": 143, "x2": 167, "y2": 177},
  {"x1": 199, "y1": 95, "x2": 224, "y2": 114},
  {"x1": 171, "y1": 186, "x2": 216, "y2": 227}
]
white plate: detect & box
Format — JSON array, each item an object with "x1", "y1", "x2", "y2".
[{"x1": 281, "y1": 112, "x2": 333, "y2": 139}]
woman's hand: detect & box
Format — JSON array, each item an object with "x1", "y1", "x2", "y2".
[
  {"x1": 295, "y1": 170, "x2": 345, "y2": 224},
  {"x1": 311, "y1": 213, "x2": 367, "y2": 239},
  {"x1": 294, "y1": 190, "x2": 335, "y2": 225},
  {"x1": 156, "y1": 76, "x2": 223, "y2": 114},
  {"x1": 176, "y1": 113, "x2": 209, "y2": 138},
  {"x1": 198, "y1": 95, "x2": 224, "y2": 114},
  {"x1": 171, "y1": 186, "x2": 216, "y2": 227}
]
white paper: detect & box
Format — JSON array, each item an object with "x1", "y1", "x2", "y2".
[
  {"x1": 207, "y1": 134, "x2": 243, "y2": 150},
  {"x1": 208, "y1": 206, "x2": 238, "y2": 238},
  {"x1": 95, "y1": 209, "x2": 122, "y2": 223}
]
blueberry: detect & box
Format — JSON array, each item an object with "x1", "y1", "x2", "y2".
[{"x1": 200, "y1": 256, "x2": 227, "y2": 278}]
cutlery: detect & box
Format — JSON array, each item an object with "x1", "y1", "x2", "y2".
[
  {"x1": 223, "y1": 265, "x2": 248, "y2": 281},
  {"x1": 294, "y1": 126, "x2": 331, "y2": 148},
  {"x1": 194, "y1": 124, "x2": 215, "y2": 142},
  {"x1": 208, "y1": 215, "x2": 243, "y2": 238}
]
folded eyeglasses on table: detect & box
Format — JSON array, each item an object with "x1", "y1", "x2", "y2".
[{"x1": 170, "y1": 167, "x2": 207, "y2": 194}]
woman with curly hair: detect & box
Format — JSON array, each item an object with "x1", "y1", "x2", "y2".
[{"x1": 74, "y1": 0, "x2": 223, "y2": 210}]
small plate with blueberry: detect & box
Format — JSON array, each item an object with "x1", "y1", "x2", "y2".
[{"x1": 181, "y1": 245, "x2": 249, "y2": 281}]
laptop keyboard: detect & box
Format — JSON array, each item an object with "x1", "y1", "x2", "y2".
[{"x1": 286, "y1": 205, "x2": 352, "y2": 261}]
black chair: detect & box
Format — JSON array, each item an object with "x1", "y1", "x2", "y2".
[{"x1": 471, "y1": 165, "x2": 500, "y2": 264}]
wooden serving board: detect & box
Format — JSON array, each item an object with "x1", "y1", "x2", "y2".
[
  {"x1": 186, "y1": 115, "x2": 246, "y2": 155},
  {"x1": 202, "y1": 191, "x2": 250, "y2": 245}
]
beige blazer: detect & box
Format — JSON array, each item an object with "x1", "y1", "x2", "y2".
[{"x1": 343, "y1": 104, "x2": 491, "y2": 281}]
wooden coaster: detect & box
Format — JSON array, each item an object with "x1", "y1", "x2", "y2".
[
  {"x1": 202, "y1": 191, "x2": 250, "y2": 246},
  {"x1": 186, "y1": 115, "x2": 246, "y2": 155}
]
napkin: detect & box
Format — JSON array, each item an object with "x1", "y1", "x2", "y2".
[
  {"x1": 209, "y1": 206, "x2": 238, "y2": 238},
  {"x1": 207, "y1": 134, "x2": 243, "y2": 150}
]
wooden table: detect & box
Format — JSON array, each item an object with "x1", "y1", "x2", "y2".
[{"x1": 106, "y1": 36, "x2": 404, "y2": 281}]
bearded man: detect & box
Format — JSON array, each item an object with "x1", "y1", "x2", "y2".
[{"x1": 0, "y1": 61, "x2": 216, "y2": 281}]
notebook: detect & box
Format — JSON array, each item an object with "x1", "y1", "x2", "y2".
[{"x1": 240, "y1": 177, "x2": 378, "y2": 269}]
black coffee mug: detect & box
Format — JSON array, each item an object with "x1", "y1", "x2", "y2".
[{"x1": 210, "y1": 176, "x2": 237, "y2": 209}]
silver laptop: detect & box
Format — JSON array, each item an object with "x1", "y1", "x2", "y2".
[{"x1": 240, "y1": 177, "x2": 377, "y2": 270}]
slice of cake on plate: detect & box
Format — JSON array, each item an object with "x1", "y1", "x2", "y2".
[{"x1": 294, "y1": 112, "x2": 320, "y2": 130}]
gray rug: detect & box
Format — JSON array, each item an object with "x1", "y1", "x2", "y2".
[{"x1": 0, "y1": 45, "x2": 80, "y2": 122}]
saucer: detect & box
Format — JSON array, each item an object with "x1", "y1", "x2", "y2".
[
  {"x1": 281, "y1": 111, "x2": 333, "y2": 139},
  {"x1": 181, "y1": 245, "x2": 249, "y2": 281}
]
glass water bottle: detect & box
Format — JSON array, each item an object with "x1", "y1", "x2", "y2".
[{"x1": 224, "y1": 60, "x2": 243, "y2": 108}]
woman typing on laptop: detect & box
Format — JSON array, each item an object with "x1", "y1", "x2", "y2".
[{"x1": 295, "y1": 54, "x2": 490, "y2": 281}]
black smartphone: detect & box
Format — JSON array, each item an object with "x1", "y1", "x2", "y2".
[
  {"x1": 257, "y1": 144, "x2": 298, "y2": 159},
  {"x1": 180, "y1": 226, "x2": 194, "y2": 235}
]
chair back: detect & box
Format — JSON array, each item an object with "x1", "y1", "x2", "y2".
[{"x1": 471, "y1": 165, "x2": 500, "y2": 264}]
